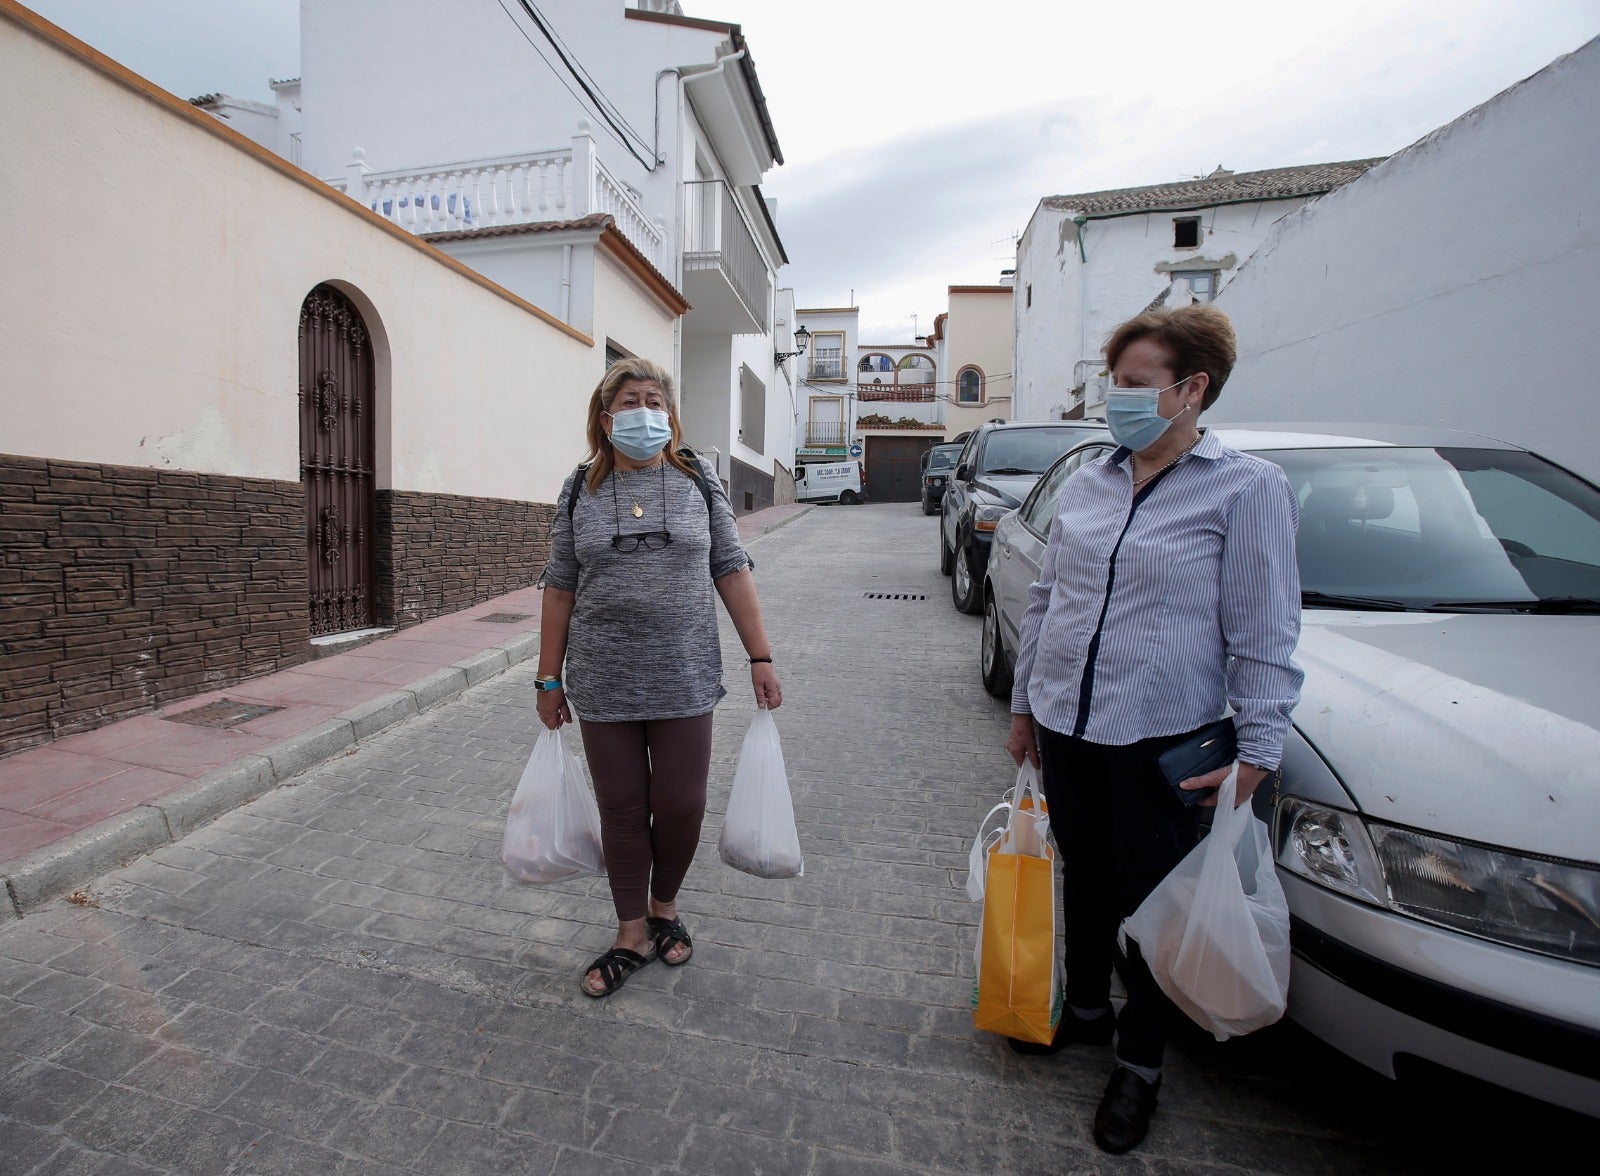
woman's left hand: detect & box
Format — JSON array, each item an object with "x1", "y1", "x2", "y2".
[
  {"x1": 1181, "y1": 761, "x2": 1271, "y2": 807},
  {"x1": 751, "y1": 663, "x2": 782, "y2": 710}
]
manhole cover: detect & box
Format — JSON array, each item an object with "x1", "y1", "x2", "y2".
[
  {"x1": 862, "y1": 592, "x2": 928, "y2": 601},
  {"x1": 164, "y1": 700, "x2": 283, "y2": 728},
  {"x1": 477, "y1": 612, "x2": 532, "y2": 623}
]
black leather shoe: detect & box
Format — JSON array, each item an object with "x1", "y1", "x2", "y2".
[
  {"x1": 1093, "y1": 1066, "x2": 1161, "y2": 1154},
  {"x1": 1007, "y1": 1007, "x2": 1115, "y2": 1055}
]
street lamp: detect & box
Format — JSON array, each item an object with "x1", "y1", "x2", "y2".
[{"x1": 774, "y1": 324, "x2": 811, "y2": 366}]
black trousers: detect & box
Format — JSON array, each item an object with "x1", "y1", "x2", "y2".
[{"x1": 1035, "y1": 722, "x2": 1205, "y2": 1069}]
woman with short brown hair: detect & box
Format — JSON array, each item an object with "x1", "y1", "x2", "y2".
[{"x1": 1005, "y1": 304, "x2": 1302, "y2": 1154}]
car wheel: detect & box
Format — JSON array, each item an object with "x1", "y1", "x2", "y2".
[
  {"x1": 951, "y1": 542, "x2": 982, "y2": 614},
  {"x1": 939, "y1": 529, "x2": 954, "y2": 575},
  {"x1": 921, "y1": 497, "x2": 935, "y2": 516},
  {"x1": 981, "y1": 591, "x2": 1013, "y2": 698},
  {"x1": 839, "y1": 490, "x2": 859, "y2": 506}
]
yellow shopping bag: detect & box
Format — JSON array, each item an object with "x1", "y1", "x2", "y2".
[{"x1": 969, "y1": 766, "x2": 1064, "y2": 1045}]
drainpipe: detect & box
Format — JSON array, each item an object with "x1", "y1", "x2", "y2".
[{"x1": 560, "y1": 244, "x2": 572, "y2": 324}]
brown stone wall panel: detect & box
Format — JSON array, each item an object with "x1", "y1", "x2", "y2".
[
  {"x1": 377, "y1": 489, "x2": 554, "y2": 629},
  {"x1": 0, "y1": 453, "x2": 310, "y2": 758}
]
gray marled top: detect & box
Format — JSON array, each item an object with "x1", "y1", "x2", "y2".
[{"x1": 541, "y1": 456, "x2": 752, "y2": 723}]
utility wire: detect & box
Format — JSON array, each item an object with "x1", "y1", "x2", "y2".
[
  {"x1": 513, "y1": 0, "x2": 656, "y2": 171},
  {"x1": 522, "y1": 0, "x2": 654, "y2": 156},
  {"x1": 493, "y1": 0, "x2": 648, "y2": 168}
]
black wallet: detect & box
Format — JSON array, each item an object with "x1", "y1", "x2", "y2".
[{"x1": 1155, "y1": 719, "x2": 1237, "y2": 807}]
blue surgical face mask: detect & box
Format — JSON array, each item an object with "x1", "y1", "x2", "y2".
[
  {"x1": 606, "y1": 407, "x2": 672, "y2": 461},
  {"x1": 1105, "y1": 378, "x2": 1192, "y2": 452}
]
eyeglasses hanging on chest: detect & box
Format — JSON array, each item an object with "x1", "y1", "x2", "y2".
[{"x1": 611, "y1": 463, "x2": 674, "y2": 553}]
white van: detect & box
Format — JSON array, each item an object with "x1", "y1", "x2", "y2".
[{"x1": 794, "y1": 460, "x2": 864, "y2": 505}]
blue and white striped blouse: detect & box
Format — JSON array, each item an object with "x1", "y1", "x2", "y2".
[{"x1": 1010, "y1": 428, "x2": 1304, "y2": 768}]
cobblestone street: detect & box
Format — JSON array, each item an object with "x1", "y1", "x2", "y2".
[{"x1": 1, "y1": 503, "x2": 1591, "y2": 1174}]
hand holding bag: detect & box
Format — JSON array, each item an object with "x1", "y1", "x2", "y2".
[
  {"x1": 500, "y1": 727, "x2": 606, "y2": 884},
  {"x1": 1120, "y1": 765, "x2": 1291, "y2": 1040},
  {"x1": 719, "y1": 709, "x2": 804, "y2": 878},
  {"x1": 969, "y1": 763, "x2": 1065, "y2": 1045}
]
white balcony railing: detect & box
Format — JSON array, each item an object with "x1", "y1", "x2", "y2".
[
  {"x1": 328, "y1": 127, "x2": 667, "y2": 271},
  {"x1": 683, "y1": 179, "x2": 770, "y2": 333}
]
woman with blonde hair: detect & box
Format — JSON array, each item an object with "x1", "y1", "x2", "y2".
[{"x1": 537, "y1": 358, "x2": 781, "y2": 998}]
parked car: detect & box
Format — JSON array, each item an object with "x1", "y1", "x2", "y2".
[
  {"x1": 920, "y1": 442, "x2": 964, "y2": 515},
  {"x1": 981, "y1": 424, "x2": 1600, "y2": 1116},
  {"x1": 940, "y1": 420, "x2": 1102, "y2": 614}
]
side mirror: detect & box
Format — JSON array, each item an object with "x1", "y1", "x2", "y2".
[{"x1": 956, "y1": 463, "x2": 973, "y2": 482}]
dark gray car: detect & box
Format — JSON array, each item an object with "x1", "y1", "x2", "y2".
[{"x1": 981, "y1": 424, "x2": 1600, "y2": 1116}]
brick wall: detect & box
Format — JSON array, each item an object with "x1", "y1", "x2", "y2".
[
  {"x1": 0, "y1": 455, "x2": 308, "y2": 757},
  {"x1": 377, "y1": 490, "x2": 555, "y2": 629},
  {"x1": 729, "y1": 458, "x2": 775, "y2": 516}
]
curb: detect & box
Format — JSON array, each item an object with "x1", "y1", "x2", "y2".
[
  {"x1": 1, "y1": 629, "x2": 543, "y2": 920},
  {"x1": 743, "y1": 504, "x2": 814, "y2": 544}
]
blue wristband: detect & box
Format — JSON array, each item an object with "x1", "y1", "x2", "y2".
[{"x1": 535, "y1": 676, "x2": 563, "y2": 692}]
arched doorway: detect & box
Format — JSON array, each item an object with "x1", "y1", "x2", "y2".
[{"x1": 298, "y1": 285, "x2": 377, "y2": 636}]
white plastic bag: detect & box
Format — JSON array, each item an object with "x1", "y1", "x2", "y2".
[
  {"x1": 719, "y1": 709, "x2": 803, "y2": 878},
  {"x1": 966, "y1": 762, "x2": 1052, "y2": 902},
  {"x1": 1120, "y1": 765, "x2": 1291, "y2": 1040},
  {"x1": 500, "y1": 727, "x2": 606, "y2": 884}
]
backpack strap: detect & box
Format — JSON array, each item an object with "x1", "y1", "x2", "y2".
[{"x1": 566, "y1": 449, "x2": 713, "y2": 522}]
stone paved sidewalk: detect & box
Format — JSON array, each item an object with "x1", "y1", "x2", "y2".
[{"x1": 1, "y1": 502, "x2": 1588, "y2": 1174}]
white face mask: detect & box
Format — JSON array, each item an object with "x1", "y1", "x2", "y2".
[{"x1": 1105, "y1": 377, "x2": 1192, "y2": 452}]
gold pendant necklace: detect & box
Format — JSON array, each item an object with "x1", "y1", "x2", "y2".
[{"x1": 631, "y1": 499, "x2": 644, "y2": 519}]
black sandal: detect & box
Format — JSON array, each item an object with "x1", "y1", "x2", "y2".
[
  {"x1": 646, "y1": 916, "x2": 693, "y2": 967},
  {"x1": 580, "y1": 947, "x2": 652, "y2": 998}
]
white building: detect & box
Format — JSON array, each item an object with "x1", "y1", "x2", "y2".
[
  {"x1": 1012, "y1": 160, "x2": 1380, "y2": 421},
  {"x1": 194, "y1": 0, "x2": 796, "y2": 512},
  {"x1": 1213, "y1": 37, "x2": 1600, "y2": 485}
]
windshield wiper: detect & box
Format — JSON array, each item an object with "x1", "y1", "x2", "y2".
[
  {"x1": 984, "y1": 467, "x2": 1036, "y2": 476},
  {"x1": 1425, "y1": 597, "x2": 1600, "y2": 614},
  {"x1": 1300, "y1": 590, "x2": 1412, "y2": 611}
]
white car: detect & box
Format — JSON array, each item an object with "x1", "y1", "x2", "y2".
[{"x1": 981, "y1": 424, "x2": 1600, "y2": 1117}]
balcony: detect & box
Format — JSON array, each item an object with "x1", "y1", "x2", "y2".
[
  {"x1": 805, "y1": 422, "x2": 849, "y2": 446},
  {"x1": 683, "y1": 180, "x2": 770, "y2": 335},
  {"x1": 856, "y1": 386, "x2": 936, "y2": 403},
  {"x1": 326, "y1": 131, "x2": 668, "y2": 272},
  {"x1": 808, "y1": 356, "x2": 846, "y2": 381}
]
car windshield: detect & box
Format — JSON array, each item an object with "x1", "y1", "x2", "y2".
[
  {"x1": 1258, "y1": 447, "x2": 1600, "y2": 610},
  {"x1": 926, "y1": 447, "x2": 960, "y2": 471},
  {"x1": 980, "y1": 429, "x2": 1083, "y2": 476}
]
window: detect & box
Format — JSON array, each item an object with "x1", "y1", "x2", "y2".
[
  {"x1": 958, "y1": 368, "x2": 983, "y2": 405},
  {"x1": 810, "y1": 332, "x2": 845, "y2": 379},
  {"x1": 1172, "y1": 270, "x2": 1217, "y2": 302},
  {"x1": 1026, "y1": 283, "x2": 1032, "y2": 308},
  {"x1": 1173, "y1": 217, "x2": 1201, "y2": 249},
  {"x1": 738, "y1": 364, "x2": 765, "y2": 455}
]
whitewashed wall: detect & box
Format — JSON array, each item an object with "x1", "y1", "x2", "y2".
[
  {"x1": 1212, "y1": 39, "x2": 1600, "y2": 484},
  {"x1": 0, "y1": 12, "x2": 596, "y2": 504},
  {"x1": 1014, "y1": 198, "x2": 1310, "y2": 420},
  {"x1": 945, "y1": 290, "x2": 1015, "y2": 435},
  {"x1": 794, "y1": 309, "x2": 860, "y2": 451}
]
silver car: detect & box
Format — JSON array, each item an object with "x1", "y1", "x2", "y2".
[{"x1": 981, "y1": 424, "x2": 1600, "y2": 1116}]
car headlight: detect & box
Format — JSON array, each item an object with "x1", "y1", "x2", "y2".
[
  {"x1": 932, "y1": 476, "x2": 945, "y2": 487},
  {"x1": 973, "y1": 503, "x2": 1009, "y2": 532},
  {"x1": 1276, "y1": 798, "x2": 1600, "y2": 965}
]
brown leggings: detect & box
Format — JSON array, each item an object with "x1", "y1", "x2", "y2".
[{"x1": 577, "y1": 712, "x2": 715, "y2": 922}]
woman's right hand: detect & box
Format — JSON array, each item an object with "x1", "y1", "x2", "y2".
[
  {"x1": 1006, "y1": 714, "x2": 1039, "y2": 768},
  {"x1": 536, "y1": 687, "x2": 571, "y2": 729}
]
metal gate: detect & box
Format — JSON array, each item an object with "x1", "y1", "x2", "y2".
[
  {"x1": 298, "y1": 285, "x2": 376, "y2": 637},
  {"x1": 866, "y1": 436, "x2": 937, "y2": 502}
]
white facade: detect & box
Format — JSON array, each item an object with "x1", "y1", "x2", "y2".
[
  {"x1": 198, "y1": 0, "x2": 796, "y2": 509},
  {"x1": 0, "y1": 14, "x2": 595, "y2": 503},
  {"x1": 1012, "y1": 163, "x2": 1378, "y2": 422},
  {"x1": 1212, "y1": 38, "x2": 1600, "y2": 485},
  {"x1": 793, "y1": 308, "x2": 860, "y2": 459}
]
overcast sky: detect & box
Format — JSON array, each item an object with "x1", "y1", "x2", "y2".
[{"x1": 27, "y1": 0, "x2": 1600, "y2": 341}]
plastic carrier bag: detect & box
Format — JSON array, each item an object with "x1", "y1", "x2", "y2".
[
  {"x1": 719, "y1": 709, "x2": 803, "y2": 878},
  {"x1": 500, "y1": 727, "x2": 606, "y2": 884},
  {"x1": 968, "y1": 763, "x2": 1064, "y2": 1045},
  {"x1": 1120, "y1": 765, "x2": 1291, "y2": 1040}
]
